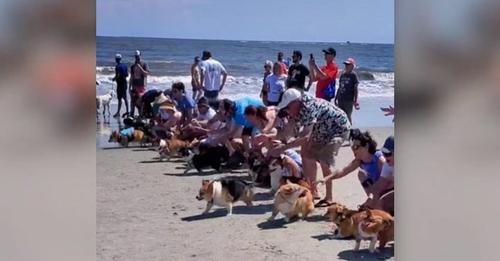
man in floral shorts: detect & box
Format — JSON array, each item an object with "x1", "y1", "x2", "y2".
[{"x1": 269, "y1": 88, "x2": 351, "y2": 207}]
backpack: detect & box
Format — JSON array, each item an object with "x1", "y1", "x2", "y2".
[{"x1": 322, "y1": 79, "x2": 336, "y2": 100}]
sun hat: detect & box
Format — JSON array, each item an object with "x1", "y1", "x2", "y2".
[
  {"x1": 277, "y1": 88, "x2": 302, "y2": 110},
  {"x1": 381, "y1": 135, "x2": 394, "y2": 154}
]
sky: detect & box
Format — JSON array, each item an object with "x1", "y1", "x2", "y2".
[{"x1": 97, "y1": 0, "x2": 394, "y2": 44}]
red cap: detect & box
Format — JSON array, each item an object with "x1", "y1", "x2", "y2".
[{"x1": 343, "y1": 58, "x2": 356, "y2": 65}]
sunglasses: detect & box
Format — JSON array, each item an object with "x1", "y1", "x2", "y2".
[{"x1": 383, "y1": 152, "x2": 393, "y2": 157}]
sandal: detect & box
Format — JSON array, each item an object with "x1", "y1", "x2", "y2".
[{"x1": 314, "y1": 199, "x2": 336, "y2": 208}]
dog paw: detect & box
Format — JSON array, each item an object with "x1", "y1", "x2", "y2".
[{"x1": 267, "y1": 216, "x2": 274, "y2": 222}]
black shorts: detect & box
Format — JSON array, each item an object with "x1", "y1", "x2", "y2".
[
  {"x1": 116, "y1": 81, "x2": 127, "y2": 99},
  {"x1": 267, "y1": 101, "x2": 279, "y2": 106},
  {"x1": 242, "y1": 127, "x2": 253, "y2": 136},
  {"x1": 361, "y1": 178, "x2": 375, "y2": 188}
]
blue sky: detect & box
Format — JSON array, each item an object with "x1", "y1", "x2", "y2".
[{"x1": 97, "y1": 0, "x2": 394, "y2": 44}]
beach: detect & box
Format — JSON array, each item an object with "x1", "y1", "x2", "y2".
[{"x1": 97, "y1": 123, "x2": 394, "y2": 261}]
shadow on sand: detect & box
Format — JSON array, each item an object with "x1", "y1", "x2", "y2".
[
  {"x1": 181, "y1": 204, "x2": 273, "y2": 221},
  {"x1": 252, "y1": 192, "x2": 274, "y2": 202},
  {"x1": 337, "y1": 246, "x2": 394, "y2": 260},
  {"x1": 140, "y1": 159, "x2": 185, "y2": 164}
]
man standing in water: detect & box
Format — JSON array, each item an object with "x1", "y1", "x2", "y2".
[
  {"x1": 199, "y1": 50, "x2": 228, "y2": 109},
  {"x1": 112, "y1": 53, "x2": 129, "y2": 118},
  {"x1": 129, "y1": 50, "x2": 149, "y2": 117},
  {"x1": 191, "y1": 56, "x2": 202, "y2": 101}
]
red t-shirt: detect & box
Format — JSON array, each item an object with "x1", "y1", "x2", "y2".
[
  {"x1": 315, "y1": 62, "x2": 338, "y2": 99},
  {"x1": 279, "y1": 62, "x2": 288, "y2": 75}
]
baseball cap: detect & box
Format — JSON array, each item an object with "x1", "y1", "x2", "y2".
[
  {"x1": 115, "y1": 53, "x2": 122, "y2": 59},
  {"x1": 343, "y1": 57, "x2": 356, "y2": 65},
  {"x1": 277, "y1": 88, "x2": 302, "y2": 110},
  {"x1": 135, "y1": 50, "x2": 141, "y2": 56},
  {"x1": 381, "y1": 135, "x2": 394, "y2": 154},
  {"x1": 292, "y1": 50, "x2": 302, "y2": 58},
  {"x1": 322, "y1": 47, "x2": 337, "y2": 56}
]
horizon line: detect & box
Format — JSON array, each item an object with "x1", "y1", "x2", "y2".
[{"x1": 96, "y1": 35, "x2": 394, "y2": 45}]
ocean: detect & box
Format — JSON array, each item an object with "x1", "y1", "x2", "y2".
[{"x1": 96, "y1": 36, "x2": 394, "y2": 127}]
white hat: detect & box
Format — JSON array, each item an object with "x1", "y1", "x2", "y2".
[
  {"x1": 135, "y1": 50, "x2": 141, "y2": 56},
  {"x1": 115, "y1": 53, "x2": 122, "y2": 59},
  {"x1": 277, "y1": 88, "x2": 302, "y2": 110}
]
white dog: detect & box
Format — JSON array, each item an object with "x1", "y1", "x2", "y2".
[{"x1": 96, "y1": 90, "x2": 116, "y2": 116}]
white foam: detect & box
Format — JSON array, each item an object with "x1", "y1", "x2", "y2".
[{"x1": 96, "y1": 71, "x2": 394, "y2": 99}]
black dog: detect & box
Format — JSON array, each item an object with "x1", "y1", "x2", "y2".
[{"x1": 188, "y1": 145, "x2": 230, "y2": 173}]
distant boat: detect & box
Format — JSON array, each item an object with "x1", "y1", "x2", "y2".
[{"x1": 346, "y1": 41, "x2": 351, "y2": 45}]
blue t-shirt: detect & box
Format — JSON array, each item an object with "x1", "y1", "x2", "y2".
[
  {"x1": 232, "y1": 97, "x2": 264, "y2": 128},
  {"x1": 115, "y1": 63, "x2": 128, "y2": 82},
  {"x1": 120, "y1": 127, "x2": 134, "y2": 138},
  {"x1": 176, "y1": 95, "x2": 195, "y2": 114},
  {"x1": 360, "y1": 150, "x2": 384, "y2": 182}
]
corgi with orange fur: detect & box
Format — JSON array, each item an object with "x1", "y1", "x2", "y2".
[
  {"x1": 268, "y1": 180, "x2": 314, "y2": 222},
  {"x1": 356, "y1": 209, "x2": 394, "y2": 253},
  {"x1": 108, "y1": 127, "x2": 145, "y2": 147}
]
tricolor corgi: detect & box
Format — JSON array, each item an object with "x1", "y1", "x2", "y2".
[{"x1": 195, "y1": 178, "x2": 254, "y2": 216}]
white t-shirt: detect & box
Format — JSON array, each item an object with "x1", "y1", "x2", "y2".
[
  {"x1": 199, "y1": 58, "x2": 227, "y2": 91},
  {"x1": 380, "y1": 163, "x2": 394, "y2": 178},
  {"x1": 265, "y1": 74, "x2": 287, "y2": 103},
  {"x1": 196, "y1": 107, "x2": 216, "y2": 122}
]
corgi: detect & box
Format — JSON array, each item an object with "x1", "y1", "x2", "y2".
[
  {"x1": 96, "y1": 90, "x2": 116, "y2": 116},
  {"x1": 356, "y1": 209, "x2": 394, "y2": 253},
  {"x1": 158, "y1": 136, "x2": 196, "y2": 161},
  {"x1": 323, "y1": 203, "x2": 361, "y2": 238},
  {"x1": 185, "y1": 145, "x2": 230, "y2": 173},
  {"x1": 324, "y1": 205, "x2": 394, "y2": 252},
  {"x1": 268, "y1": 180, "x2": 314, "y2": 222},
  {"x1": 108, "y1": 127, "x2": 145, "y2": 147},
  {"x1": 195, "y1": 178, "x2": 254, "y2": 216}
]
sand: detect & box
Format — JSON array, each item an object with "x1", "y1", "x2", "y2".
[{"x1": 97, "y1": 126, "x2": 394, "y2": 261}]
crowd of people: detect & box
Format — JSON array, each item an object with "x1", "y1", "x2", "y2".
[{"x1": 109, "y1": 47, "x2": 394, "y2": 211}]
